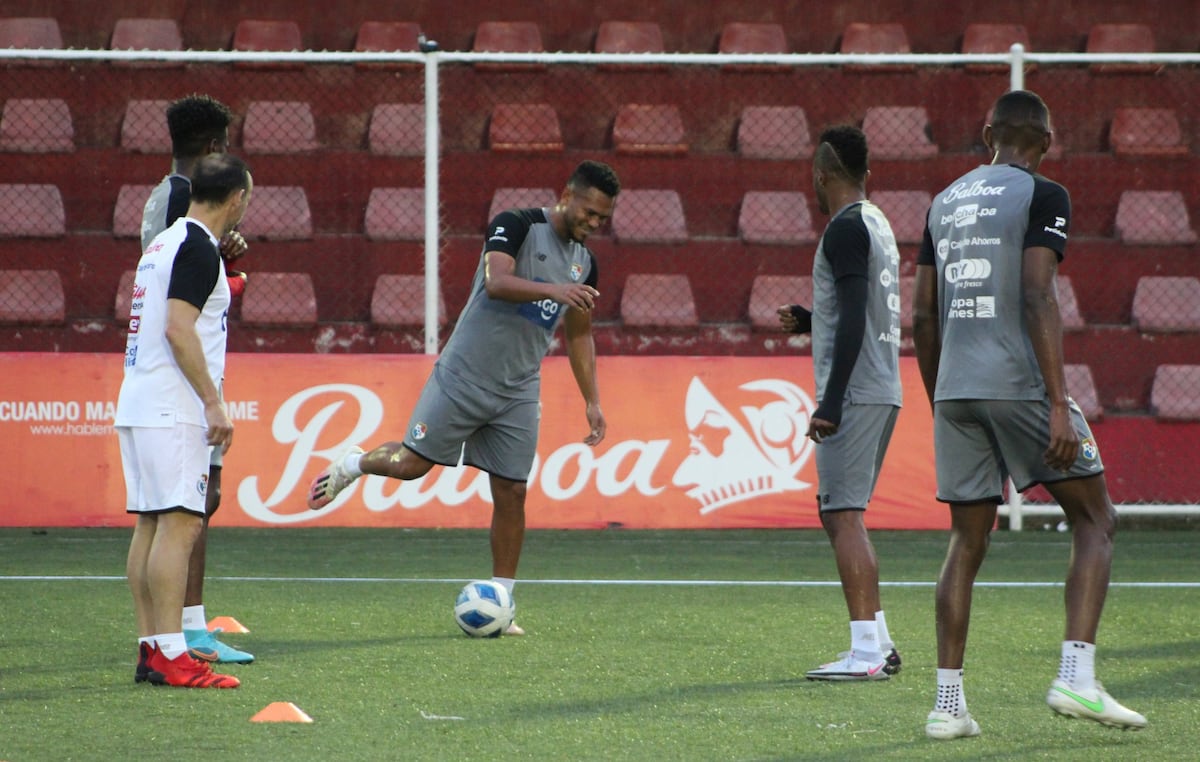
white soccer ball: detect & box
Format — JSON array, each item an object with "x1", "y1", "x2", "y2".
[{"x1": 453, "y1": 580, "x2": 515, "y2": 638}]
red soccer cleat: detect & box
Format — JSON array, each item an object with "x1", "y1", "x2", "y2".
[{"x1": 146, "y1": 644, "x2": 241, "y2": 689}]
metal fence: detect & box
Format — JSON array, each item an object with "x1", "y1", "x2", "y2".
[{"x1": 1, "y1": 47, "x2": 1198, "y2": 510}]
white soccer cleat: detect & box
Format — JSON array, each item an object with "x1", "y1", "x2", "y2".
[
  {"x1": 307, "y1": 446, "x2": 364, "y2": 510},
  {"x1": 925, "y1": 710, "x2": 981, "y2": 740},
  {"x1": 805, "y1": 651, "x2": 890, "y2": 681},
  {"x1": 1047, "y1": 679, "x2": 1147, "y2": 730}
]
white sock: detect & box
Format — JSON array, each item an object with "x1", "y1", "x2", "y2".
[
  {"x1": 181, "y1": 604, "x2": 207, "y2": 631},
  {"x1": 138, "y1": 636, "x2": 155, "y2": 647},
  {"x1": 492, "y1": 576, "x2": 515, "y2": 595},
  {"x1": 875, "y1": 610, "x2": 895, "y2": 652},
  {"x1": 850, "y1": 620, "x2": 882, "y2": 660},
  {"x1": 155, "y1": 632, "x2": 188, "y2": 660},
  {"x1": 1058, "y1": 640, "x2": 1096, "y2": 691},
  {"x1": 344, "y1": 451, "x2": 364, "y2": 476},
  {"x1": 935, "y1": 668, "x2": 968, "y2": 718}
]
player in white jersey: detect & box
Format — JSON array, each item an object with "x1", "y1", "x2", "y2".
[
  {"x1": 913, "y1": 90, "x2": 1145, "y2": 738},
  {"x1": 777, "y1": 126, "x2": 903, "y2": 682},
  {"x1": 306, "y1": 161, "x2": 620, "y2": 635},
  {"x1": 117, "y1": 153, "x2": 252, "y2": 689}
]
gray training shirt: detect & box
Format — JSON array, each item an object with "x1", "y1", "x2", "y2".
[
  {"x1": 811, "y1": 200, "x2": 903, "y2": 407},
  {"x1": 435, "y1": 207, "x2": 598, "y2": 398},
  {"x1": 919, "y1": 163, "x2": 1071, "y2": 402}
]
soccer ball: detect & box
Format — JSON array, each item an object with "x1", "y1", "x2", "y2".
[{"x1": 453, "y1": 580, "x2": 515, "y2": 638}]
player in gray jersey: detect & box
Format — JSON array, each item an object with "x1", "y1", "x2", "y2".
[
  {"x1": 914, "y1": 90, "x2": 1145, "y2": 739},
  {"x1": 307, "y1": 161, "x2": 620, "y2": 635},
  {"x1": 776, "y1": 126, "x2": 903, "y2": 682}
]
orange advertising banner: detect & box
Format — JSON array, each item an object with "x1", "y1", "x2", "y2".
[{"x1": 1, "y1": 353, "x2": 944, "y2": 529}]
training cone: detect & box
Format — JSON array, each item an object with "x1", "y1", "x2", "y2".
[
  {"x1": 208, "y1": 616, "x2": 249, "y2": 633},
  {"x1": 251, "y1": 702, "x2": 313, "y2": 723}
]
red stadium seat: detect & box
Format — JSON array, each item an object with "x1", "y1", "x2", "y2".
[
  {"x1": 0, "y1": 184, "x2": 65, "y2": 237},
  {"x1": 355, "y1": 21, "x2": 420, "y2": 52},
  {"x1": 110, "y1": 18, "x2": 182, "y2": 63},
  {"x1": 120, "y1": 99, "x2": 171, "y2": 153},
  {"x1": 738, "y1": 191, "x2": 817, "y2": 245},
  {"x1": 718, "y1": 22, "x2": 788, "y2": 71},
  {"x1": 737, "y1": 106, "x2": 812, "y2": 160},
  {"x1": 1087, "y1": 23, "x2": 1157, "y2": 73},
  {"x1": 232, "y1": 19, "x2": 303, "y2": 69},
  {"x1": 242, "y1": 101, "x2": 318, "y2": 153},
  {"x1": 869, "y1": 190, "x2": 931, "y2": 244},
  {"x1": 0, "y1": 269, "x2": 65, "y2": 324},
  {"x1": 368, "y1": 103, "x2": 425, "y2": 156},
  {"x1": 364, "y1": 187, "x2": 425, "y2": 241},
  {"x1": 1151, "y1": 365, "x2": 1200, "y2": 421},
  {"x1": 1056, "y1": 275, "x2": 1085, "y2": 331},
  {"x1": 239, "y1": 272, "x2": 317, "y2": 326},
  {"x1": 840, "y1": 22, "x2": 913, "y2": 72},
  {"x1": 472, "y1": 21, "x2": 544, "y2": 71},
  {"x1": 620, "y1": 274, "x2": 698, "y2": 328},
  {"x1": 611, "y1": 189, "x2": 687, "y2": 244},
  {"x1": 1065, "y1": 364, "x2": 1103, "y2": 421},
  {"x1": 113, "y1": 184, "x2": 153, "y2": 238},
  {"x1": 612, "y1": 104, "x2": 687, "y2": 155},
  {"x1": 237, "y1": 186, "x2": 313, "y2": 240},
  {"x1": 1132, "y1": 276, "x2": 1200, "y2": 332},
  {"x1": 748, "y1": 275, "x2": 812, "y2": 330},
  {"x1": 0, "y1": 98, "x2": 73, "y2": 152},
  {"x1": 0, "y1": 17, "x2": 63, "y2": 55},
  {"x1": 1114, "y1": 191, "x2": 1197, "y2": 245},
  {"x1": 371, "y1": 274, "x2": 447, "y2": 328},
  {"x1": 961, "y1": 23, "x2": 1032, "y2": 73},
  {"x1": 594, "y1": 20, "x2": 665, "y2": 59},
  {"x1": 1109, "y1": 108, "x2": 1188, "y2": 157},
  {"x1": 488, "y1": 103, "x2": 564, "y2": 152},
  {"x1": 862, "y1": 106, "x2": 938, "y2": 159},
  {"x1": 487, "y1": 187, "x2": 557, "y2": 226}
]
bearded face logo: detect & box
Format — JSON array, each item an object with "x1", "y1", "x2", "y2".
[{"x1": 671, "y1": 377, "x2": 816, "y2": 513}]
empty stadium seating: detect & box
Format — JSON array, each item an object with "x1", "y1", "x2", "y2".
[
  {"x1": 110, "y1": 17, "x2": 182, "y2": 52},
  {"x1": 1087, "y1": 23, "x2": 1157, "y2": 73},
  {"x1": 738, "y1": 191, "x2": 817, "y2": 245},
  {"x1": 1109, "y1": 108, "x2": 1188, "y2": 157},
  {"x1": 0, "y1": 269, "x2": 65, "y2": 324},
  {"x1": 840, "y1": 22, "x2": 913, "y2": 72},
  {"x1": 0, "y1": 98, "x2": 73, "y2": 152},
  {"x1": 233, "y1": 19, "x2": 303, "y2": 52},
  {"x1": 737, "y1": 106, "x2": 812, "y2": 159},
  {"x1": 120, "y1": 99, "x2": 171, "y2": 153},
  {"x1": 869, "y1": 191, "x2": 930, "y2": 244},
  {"x1": 113, "y1": 184, "x2": 153, "y2": 238},
  {"x1": 620, "y1": 273, "x2": 698, "y2": 328},
  {"x1": 0, "y1": 184, "x2": 65, "y2": 237},
  {"x1": 612, "y1": 104, "x2": 687, "y2": 155},
  {"x1": 960, "y1": 23, "x2": 1032, "y2": 73},
  {"x1": 1151, "y1": 365, "x2": 1200, "y2": 421},
  {"x1": 611, "y1": 190, "x2": 688, "y2": 244},
  {"x1": 1056, "y1": 275, "x2": 1086, "y2": 331},
  {"x1": 368, "y1": 103, "x2": 425, "y2": 156},
  {"x1": 594, "y1": 20, "x2": 664, "y2": 55},
  {"x1": 718, "y1": 22, "x2": 788, "y2": 71},
  {"x1": 472, "y1": 21, "x2": 544, "y2": 70},
  {"x1": 1132, "y1": 276, "x2": 1200, "y2": 331},
  {"x1": 354, "y1": 21, "x2": 421, "y2": 53},
  {"x1": 488, "y1": 103, "x2": 563, "y2": 152},
  {"x1": 0, "y1": 16, "x2": 63, "y2": 52},
  {"x1": 1114, "y1": 191, "x2": 1197, "y2": 245},
  {"x1": 862, "y1": 106, "x2": 938, "y2": 159},
  {"x1": 370, "y1": 273, "x2": 446, "y2": 327},
  {"x1": 239, "y1": 272, "x2": 318, "y2": 326},
  {"x1": 1065, "y1": 364, "x2": 1103, "y2": 420},
  {"x1": 748, "y1": 275, "x2": 812, "y2": 330},
  {"x1": 488, "y1": 188, "x2": 557, "y2": 224},
  {"x1": 242, "y1": 101, "x2": 318, "y2": 153},
  {"x1": 237, "y1": 186, "x2": 313, "y2": 240},
  {"x1": 364, "y1": 187, "x2": 425, "y2": 240}
]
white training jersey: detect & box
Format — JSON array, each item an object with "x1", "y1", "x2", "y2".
[{"x1": 116, "y1": 217, "x2": 230, "y2": 427}]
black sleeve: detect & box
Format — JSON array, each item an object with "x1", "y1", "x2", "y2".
[
  {"x1": 583, "y1": 250, "x2": 598, "y2": 289},
  {"x1": 167, "y1": 236, "x2": 220, "y2": 310},
  {"x1": 823, "y1": 215, "x2": 870, "y2": 281},
  {"x1": 917, "y1": 205, "x2": 936, "y2": 266},
  {"x1": 1026, "y1": 176, "x2": 1070, "y2": 261},
  {"x1": 484, "y1": 209, "x2": 534, "y2": 258},
  {"x1": 814, "y1": 277, "x2": 868, "y2": 426}
]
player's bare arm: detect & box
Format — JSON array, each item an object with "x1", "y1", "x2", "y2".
[
  {"x1": 164, "y1": 298, "x2": 233, "y2": 452},
  {"x1": 563, "y1": 306, "x2": 605, "y2": 446},
  {"x1": 1021, "y1": 246, "x2": 1077, "y2": 471},
  {"x1": 483, "y1": 250, "x2": 598, "y2": 311},
  {"x1": 911, "y1": 264, "x2": 941, "y2": 408}
]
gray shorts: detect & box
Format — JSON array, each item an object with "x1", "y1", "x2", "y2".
[
  {"x1": 934, "y1": 398, "x2": 1104, "y2": 503},
  {"x1": 403, "y1": 365, "x2": 540, "y2": 483},
  {"x1": 815, "y1": 404, "x2": 899, "y2": 512}
]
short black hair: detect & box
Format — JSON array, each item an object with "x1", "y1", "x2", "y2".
[
  {"x1": 166, "y1": 94, "x2": 233, "y2": 159},
  {"x1": 818, "y1": 125, "x2": 869, "y2": 182},
  {"x1": 190, "y1": 153, "x2": 250, "y2": 205},
  {"x1": 990, "y1": 90, "x2": 1051, "y2": 148},
  {"x1": 569, "y1": 160, "x2": 621, "y2": 198}
]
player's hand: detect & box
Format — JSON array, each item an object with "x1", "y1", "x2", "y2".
[
  {"x1": 807, "y1": 416, "x2": 838, "y2": 443},
  {"x1": 1043, "y1": 403, "x2": 1079, "y2": 471},
  {"x1": 583, "y1": 402, "x2": 606, "y2": 446},
  {"x1": 777, "y1": 304, "x2": 813, "y2": 334},
  {"x1": 205, "y1": 400, "x2": 234, "y2": 454},
  {"x1": 219, "y1": 230, "x2": 248, "y2": 263},
  {"x1": 559, "y1": 283, "x2": 599, "y2": 312}
]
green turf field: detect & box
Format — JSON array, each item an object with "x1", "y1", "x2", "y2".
[{"x1": 1, "y1": 527, "x2": 1195, "y2": 761}]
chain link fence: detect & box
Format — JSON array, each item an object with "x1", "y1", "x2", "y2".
[{"x1": 1, "y1": 48, "x2": 1198, "y2": 470}]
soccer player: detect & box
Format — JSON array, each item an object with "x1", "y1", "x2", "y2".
[
  {"x1": 140, "y1": 94, "x2": 253, "y2": 665},
  {"x1": 118, "y1": 153, "x2": 252, "y2": 688},
  {"x1": 306, "y1": 160, "x2": 621, "y2": 635},
  {"x1": 777, "y1": 126, "x2": 903, "y2": 681},
  {"x1": 913, "y1": 90, "x2": 1146, "y2": 738}
]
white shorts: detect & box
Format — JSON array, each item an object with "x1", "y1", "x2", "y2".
[{"x1": 117, "y1": 423, "x2": 211, "y2": 516}]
